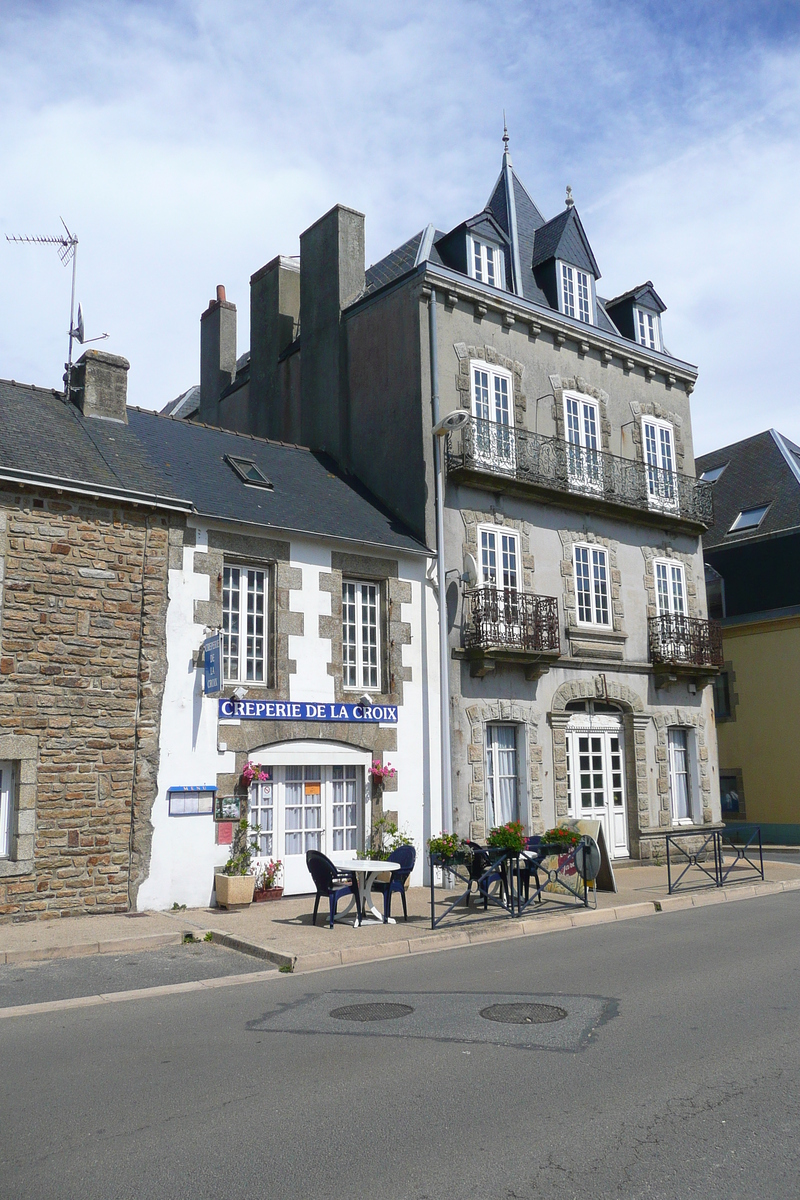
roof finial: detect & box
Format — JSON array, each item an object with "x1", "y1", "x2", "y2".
[
  {"x1": 502, "y1": 111, "x2": 510, "y2": 162},
  {"x1": 565, "y1": 185, "x2": 574, "y2": 209}
]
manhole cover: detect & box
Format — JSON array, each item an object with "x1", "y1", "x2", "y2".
[
  {"x1": 329, "y1": 1002, "x2": 415, "y2": 1022},
  {"x1": 479, "y1": 1002, "x2": 567, "y2": 1025}
]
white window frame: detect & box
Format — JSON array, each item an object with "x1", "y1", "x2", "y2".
[
  {"x1": 222, "y1": 564, "x2": 268, "y2": 684},
  {"x1": 564, "y1": 391, "x2": 602, "y2": 492},
  {"x1": 641, "y1": 416, "x2": 677, "y2": 511},
  {"x1": 468, "y1": 235, "x2": 505, "y2": 289},
  {"x1": 653, "y1": 559, "x2": 687, "y2": 616},
  {"x1": 635, "y1": 307, "x2": 661, "y2": 351},
  {"x1": 342, "y1": 579, "x2": 381, "y2": 691},
  {"x1": 0, "y1": 761, "x2": 13, "y2": 859},
  {"x1": 477, "y1": 525, "x2": 520, "y2": 591},
  {"x1": 573, "y1": 544, "x2": 611, "y2": 627},
  {"x1": 557, "y1": 261, "x2": 595, "y2": 324},
  {"x1": 668, "y1": 728, "x2": 695, "y2": 825},
  {"x1": 470, "y1": 361, "x2": 515, "y2": 470},
  {"x1": 485, "y1": 724, "x2": 520, "y2": 828}
]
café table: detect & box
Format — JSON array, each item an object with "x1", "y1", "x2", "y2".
[{"x1": 330, "y1": 856, "x2": 401, "y2": 926}]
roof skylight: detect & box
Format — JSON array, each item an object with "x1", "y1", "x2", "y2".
[
  {"x1": 700, "y1": 464, "x2": 727, "y2": 484},
  {"x1": 225, "y1": 455, "x2": 273, "y2": 489},
  {"x1": 728, "y1": 504, "x2": 770, "y2": 533}
]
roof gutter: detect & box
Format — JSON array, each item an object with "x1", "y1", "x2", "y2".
[{"x1": 0, "y1": 466, "x2": 194, "y2": 513}]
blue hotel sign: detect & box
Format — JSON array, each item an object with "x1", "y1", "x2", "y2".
[
  {"x1": 218, "y1": 699, "x2": 398, "y2": 724},
  {"x1": 203, "y1": 634, "x2": 222, "y2": 696}
]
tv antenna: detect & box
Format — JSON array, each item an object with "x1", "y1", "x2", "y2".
[{"x1": 6, "y1": 219, "x2": 108, "y2": 402}]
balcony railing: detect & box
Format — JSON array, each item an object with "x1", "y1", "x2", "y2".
[
  {"x1": 463, "y1": 587, "x2": 561, "y2": 655},
  {"x1": 446, "y1": 417, "x2": 714, "y2": 529},
  {"x1": 649, "y1": 614, "x2": 723, "y2": 670}
]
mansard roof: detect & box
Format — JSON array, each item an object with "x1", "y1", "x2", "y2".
[
  {"x1": 530, "y1": 206, "x2": 601, "y2": 278},
  {"x1": 697, "y1": 429, "x2": 800, "y2": 551}
]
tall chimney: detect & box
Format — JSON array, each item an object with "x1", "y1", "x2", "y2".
[
  {"x1": 70, "y1": 349, "x2": 130, "y2": 423},
  {"x1": 199, "y1": 285, "x2": 237, "y2": 425}
]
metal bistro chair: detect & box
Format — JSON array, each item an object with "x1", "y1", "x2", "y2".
[
  {"x1": 305, "y1": 850, "x2": 361, "y2": 929},
  {"x1": 370, "y1": 844, "x2": 416, "y2": 923},
  {"x1": 465, "y1": 841, "x2": 510, "y2": 910}
]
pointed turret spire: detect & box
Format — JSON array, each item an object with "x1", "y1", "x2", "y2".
[{"x1": 500, "y1": 112, "x2": 523, "y2": 297}]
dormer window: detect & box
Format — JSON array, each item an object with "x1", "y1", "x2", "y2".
[
  {"x1": 469, "y1": 236, "x2": 504, "y2": 289},
  {"x1": 635, "y1": 307, "x2": 661, "y2": 351},
  {"x1": 558, "y1": 262, "x2": 594, "y2": 324}
]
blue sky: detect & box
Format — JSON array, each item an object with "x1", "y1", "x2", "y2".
[{"x1": 1, "y1": 0, "x2": 799, "y2": 453}]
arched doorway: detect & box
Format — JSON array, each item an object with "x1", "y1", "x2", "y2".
[{"x1": 564, "y1": 701, "x2": 629, "y2": 858}]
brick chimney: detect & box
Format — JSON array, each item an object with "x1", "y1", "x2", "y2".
[
  {"x1": 200, "y1": 284, "x2": 237, "y2": 425},
  {"x1": 71, "y1": 349, "x2": 130, "y2": 423}
]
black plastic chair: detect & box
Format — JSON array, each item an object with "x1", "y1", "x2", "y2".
[
  {"x1": 305, "y1": 850, "x2": 361, "y2": 928},
  {"x1": 465, "y1": 841, "x2": 509, "y2": 909},
  {"x1": 370, "y1": 844, "x2": 416, "y2": 923},
  {"x1": 519, "y1": 835, "x2": 544, "y2": 904}
]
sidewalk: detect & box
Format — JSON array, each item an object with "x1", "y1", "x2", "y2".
[{"x1": 2, "y1": 855, "x2": 799, "y2": 973}]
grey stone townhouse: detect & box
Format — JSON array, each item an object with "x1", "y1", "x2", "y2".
[{"x1": 174, "y1": 131, "x2": 724, "y2": 862}]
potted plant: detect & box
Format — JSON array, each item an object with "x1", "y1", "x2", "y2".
[
  {"x1": 371, "y1": 816, "x2": 414, "y2": 886},
  {"x1": 540, "y1": 825, "x2": 582, "y2": 856},
  {"x1": 368, "y1": 760, "x2": 397, "y2": 853},
  {"x1": 253, "y1": 859, "x2": 283, "y2": 902},
  {"x1": 214, "y1": 819, "x2": 259, "y2": 909},
  {"x1": 486, "y1": 820, "x2": 526, "y2": 855},
  {"x1": 428, "y1": 832, "x2": 472, "y2": 866}
]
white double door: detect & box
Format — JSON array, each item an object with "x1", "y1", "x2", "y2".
[
  {"x1": 566, "y1": 717, "x2": 629, "y2": 858},
  {"x1": 249, "y1": 763, "x2": 364, "y2": 895}
]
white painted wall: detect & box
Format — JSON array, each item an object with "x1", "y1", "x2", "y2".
[{"x1": 138, "y1": 518, "x2": 441, "y2": 907}]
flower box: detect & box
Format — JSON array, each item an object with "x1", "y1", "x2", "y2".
[
  {"x1": 214, "y1": 873, "x2": 255, "y2": 909},
  {"x1": 253, "y1": 886, "x2": 284, "y2": 903}
]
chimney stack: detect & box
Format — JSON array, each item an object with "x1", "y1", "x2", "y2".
[
  {"x1": 70, "y1": 349, "x2": 130, "y2": 423},
  {"x1": 199, "y1": 284, "x2": 237, "y2": 425}
]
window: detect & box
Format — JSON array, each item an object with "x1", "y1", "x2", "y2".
[
  {"x1": 284, "y1": 765, "x2": 322, "y2": 855},
  {"x1": 471, "y1": 362, "x2": 514, "y2": 468},
  {"x1": 485, "y1": 725, "x2": 519, "y2": 827},
  {"x1": 713, "y1": 671, "x2": 733, "y2": 721},
  {"x1": 574, "y1": 545, "x2": 610, "y2": 626},
  {"x1": 728, "y1": 504, "x2": 770, "y2": 533},
  {"x1": 225, "y1": 455, "x2": 273, "y2": 489},
  {"x1": 700, "y1": 464, "x2": 727, "y2": 483},
  {"x1": 654, "y1": 559, "x2": 686, "y2": 616},
  {"x1": 720, "y1": 771, "x2": 745, "y2": 818},
  {"x1": 478, "y1": 526, "x2": 519, "y2": 590},
  {"x1": 250, "y1": 769, "x2": 275, "y2": 856},
  {"x1": 469, "y1": 237, "x2": 504, "y2": 288},
  {"x1": 342, "y1": 580, "x2": 380, "y2": 690},
  {"x1": 559, "y1": 262, "x2": 593, "y2": 324},
  {"x1": 642, "y1": 417, "x2": 677, "y2": 509},
  {"x1": 668, "y1": 728, "x2": 693, "y2": 824},
  {"x1": 564, "y1": 393, "x2": 601, "y2": 490},
  {"x1": 332, "y1": 766, "x2": 358, "y2": 851},
  {"x1": 222, "y1": 565, "x2": 267, "y2": 683},
  {"x1": 635, "y1": 308, "x2": 660, "y2": 351},
  {"x1": 0, "y1": 762, "x2": 14, "y2": 858}
]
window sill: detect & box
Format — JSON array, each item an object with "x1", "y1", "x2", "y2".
[{"x1": 0, "y1": 858, "x2": 34, "y2": 879}]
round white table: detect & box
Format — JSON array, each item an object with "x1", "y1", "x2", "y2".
[{"x1": 330, "y1": 857, "x2": 401, "y2": 926}]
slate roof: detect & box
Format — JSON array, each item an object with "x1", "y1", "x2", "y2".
[
  {"x1": 363, "y1": 231, "x2": 424, "y2": 297},
  {"x1": 0, "y1": 379, "x2": 429, "y2": 554},
  {"x1": 161, "y1": 385, "x2": 200, "y2": 419},
  {"x1": 696, "y1": 430, "x2": 800, "y2": 551}
]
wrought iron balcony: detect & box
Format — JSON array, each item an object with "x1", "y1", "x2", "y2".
[
  {"x1": 463, "y1": 587, "x2": 561, "y2": 658},
  {"x1": 446, "y1": 417, "x2": 714, "y2": 530},
  {"x1": 648, "y1": 614, "x2": 723, "y2": 672}
]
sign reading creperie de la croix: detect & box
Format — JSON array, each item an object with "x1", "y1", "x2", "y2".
[{"x1": 218, "y1": 699, "x2": 398, "y2": 724}]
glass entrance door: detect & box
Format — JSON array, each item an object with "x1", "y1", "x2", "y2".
[
  {"x1": 250, "y1": 764, "x2": 364, "y2": 895},
  {"x1": 566, "y1": 719, "x2": 628, "y2": 858}
]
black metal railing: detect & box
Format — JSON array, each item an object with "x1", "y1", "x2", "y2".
[
  {"x1": 649, "y1": 614, "x2": 723, "y2": 669},
  {"x1": 446, "y1": 416, "x2": 714, "y2": 528},
  {"x1": 665, "y1": 826, "x2": 764, "y2": 893},
  {"x1": 463, "y1": 587, "x2": 560, "y2": 655}
]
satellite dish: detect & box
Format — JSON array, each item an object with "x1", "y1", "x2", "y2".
[
  {"x1": 462, "y1": 553, "x2": 479, "y2": 587},
  {"x1": 432, "y1": 410, "x2": 471, "y2": 436},
  {"x1": 574, "y1": 836, "x2": 601, "y2": 882}
]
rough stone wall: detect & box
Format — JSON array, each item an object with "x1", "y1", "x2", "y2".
[{"x1": 0, "y1": 489, "x2": 171, "y2": 921}]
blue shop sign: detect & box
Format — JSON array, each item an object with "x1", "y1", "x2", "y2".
[
  {"x1": 203, "y1": 633, "x2": 222, "y2": 696},
  {"x1": 218, "y1": 699, "x2": 398, "y2": 724}
]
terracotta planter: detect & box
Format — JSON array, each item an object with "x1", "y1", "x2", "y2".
[
  {"x1": 214, "y1": 873, "x2": 255, "y2": 909},
  {"x1": 253, "y1": 886, "x2": 284, "y2": 902}
]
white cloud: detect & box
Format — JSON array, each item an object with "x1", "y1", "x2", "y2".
[{"x1": 0, "y1": 0, "x2": 798, "y2": 453}]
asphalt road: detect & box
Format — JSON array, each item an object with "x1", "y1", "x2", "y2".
[
  {"x1": 0, "y1": 941, "x2": 272, "y2": 1007},
  {"x1": 1, "y1": 891, "x2": 799, "y2": 1199}
]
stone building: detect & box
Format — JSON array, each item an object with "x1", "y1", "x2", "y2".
[
  {"x1": 188, "y1": 132, "x2": 723, "y2": 860},
  {"x1": 0, "y1": 349, "x2": 435, "y2": 917}
]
